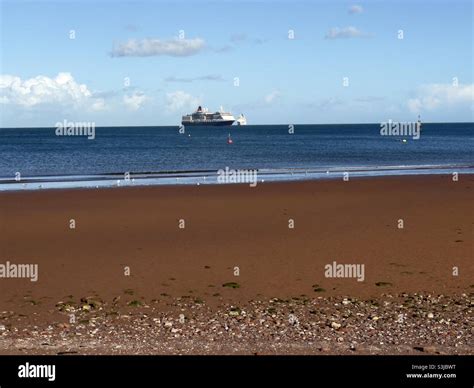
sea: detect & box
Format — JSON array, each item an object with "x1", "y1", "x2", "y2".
[{"x1": 0, "y1": 123, "x2": 473, "y2": 191}]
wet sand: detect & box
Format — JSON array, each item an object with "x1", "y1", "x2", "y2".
[{"x1": 0, "y1": 175, "x2": 472, "y2": 354}]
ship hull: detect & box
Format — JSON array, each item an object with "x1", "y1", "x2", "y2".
[{"x1": 181, "y1": 120, "x2": 235, "y2": 126}]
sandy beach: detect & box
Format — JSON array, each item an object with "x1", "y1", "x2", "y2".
[{"x1": 0, "y1": 175, "x2": 472, "y2": 354}]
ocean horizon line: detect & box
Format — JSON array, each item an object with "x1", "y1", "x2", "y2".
[{"x1": 1, "y1": 121, "x2": 474, "y2": 130}]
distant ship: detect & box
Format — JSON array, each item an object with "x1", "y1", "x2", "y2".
[
  {"x1": 235, "y1": 114, "x2": 247, "y2": 126},
  {"x1": 181, "y1": 106, "x2": 246, "y2": 126}
]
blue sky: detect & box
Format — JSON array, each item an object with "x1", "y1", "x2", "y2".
[{"x1": 0, "y1": 0, "x2": 472, "y2": 126}]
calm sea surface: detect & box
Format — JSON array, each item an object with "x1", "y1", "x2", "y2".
[{"x1": 0, "y1": 123, "x2": 472, "y2": 190}]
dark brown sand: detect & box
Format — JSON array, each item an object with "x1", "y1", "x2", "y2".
[{"x1": 0, "y1": 175, "x2": 472, "y2": 354}]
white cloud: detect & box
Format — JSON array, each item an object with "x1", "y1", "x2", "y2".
[
  {"x1": 325, "y1": 26, "x2": 368, "y2": 39},
  {"x1": 349, "y1": 5, "x2": 363, "y2": 14},
  {"x1": 165, "y1": 74, "x2": 224, "y2": 83},
  {"x1": 407, "y1": 83, "x2": 474, "y2": 113},
  {"x1": 111, "y1": 37, "x2": 206, "y2": 57},
  {"x1": 0, "y1": 72, "x2": 105, "y2": 110},
  {"x1": 91, "y1": 98, "x2": 106, "y2": 111},
  {"x1": 123, "y1": 92, "x2": 147, "y2": 111},
  {"x1": 407, "y1": 98, "x2": 422, "y2": 113},
  {"x1": 264, "y1": 90, "x2": 281, "y2": 104},
  {"x1": 165, "y1": 91, "x2": 200, "y2": 112}
]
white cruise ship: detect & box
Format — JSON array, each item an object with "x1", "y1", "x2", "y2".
[{"x1": 182, "y1": 106, "x2": 243, "y2": 126}]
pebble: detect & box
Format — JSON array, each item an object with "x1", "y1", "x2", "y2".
[
  {"x1": 0, "y1": 293, "x2": 471, "y2": 355},
  {"x1": 423, "y1": 346, "x2": 438, "y2": 354}
]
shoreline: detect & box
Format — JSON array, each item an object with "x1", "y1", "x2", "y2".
[{"x1": 1, "y1": 165, "x2": 473, "y2": 192}]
